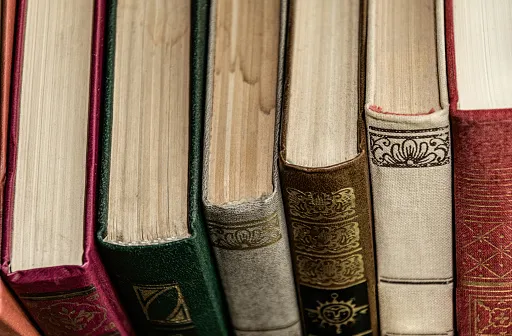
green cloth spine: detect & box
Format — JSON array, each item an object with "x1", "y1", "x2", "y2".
[{"x1": 96, "y1": 1, "x2": 230, "y2": 335}]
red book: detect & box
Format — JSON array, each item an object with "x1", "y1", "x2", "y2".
[
  {"x1": 447, "y1": 0, "x2": 512, "y2": 334},
  {"x1": 1, "y1": 0, "x2": 133, "y2": 334},
  {"x1": 0, "y1": 1, "x2": 39, "y2": 334}
]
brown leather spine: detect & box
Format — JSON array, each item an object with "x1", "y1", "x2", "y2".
[
  {"x1": 1, "y1": 0, "x2": 15, "y2": 224},
  {"x1": 279, "y1": 0, "x2": 377, "y2": 334},
  {"x1": 280, "y1": 151, "x2": 378, "y2": 336}
]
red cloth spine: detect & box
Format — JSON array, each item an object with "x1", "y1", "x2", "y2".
[
  {"x1": 447, "y1": 0, "x2": 512, "y2": 335},
  {"x1": 1, "y1": 0, "x2": 133, "y2": 334}
]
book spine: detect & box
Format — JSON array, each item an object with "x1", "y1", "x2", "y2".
[
  {"x1": 444, "y1": 0, "x2": 512, "y2": 333},
  {"x1": 280, "y1": 153, "x2": 378, "y2": 336},
  {"x1": 96, "y1": 0, "x2": 230, "y2": 334},
  {"x1": 97, "y1": 240, "x2": 229, "y2": 336},
  {"x1": 203, "y1": 196, "x2": 301, "y2": 335},
  {"x1": 365, "y1": 109, "x2": 453, "y2": 335},
  {"x1": 451, "y1": 109, "x2": 512, "y2": 335},
  {"x1": 6, "y1": 259, "x2": 133, "y2": 335},
  {"x1": 1, "y1": 0, "x2": 134, "y2": 334}
]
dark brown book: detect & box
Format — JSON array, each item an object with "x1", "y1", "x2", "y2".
[{"x1": 279, "y1": 1, "x2": 377, "y2": 335}]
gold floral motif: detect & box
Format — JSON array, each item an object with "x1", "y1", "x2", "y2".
[
  {"x1": 286, "y1": 188, "x2": 356, "y2": 221},
  {"x1": 133, "y1": 283, "x2": 193, "y2": 327},
  {"x1": 296, "y1": 254, "x2": 365, "y2": 289},
  {"x1": 306, "y1": 294, "x2": 368, "y2": 334},
  {"x1": 20, "y1": 286, "x2": 113, "y2": 336},
  {"x1": 207, "y1": 212, "x2": 282, "y2": 250},
  {"x1": 41, "y1": 303, "x2": 106, "y2": 333},
  {"x1": 475, "y1": 297, "x2": 512, "y2": 335},
  {"x1": 291, "y1": 221, "x2": 360, "y2": 255},
  {"x1": 286, "y1": 187, "x2": 366, "y2": 290}
]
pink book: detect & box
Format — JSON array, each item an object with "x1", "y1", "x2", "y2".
[{"x1": 1, "y1": 0, "x2": 133, "y2": 334}]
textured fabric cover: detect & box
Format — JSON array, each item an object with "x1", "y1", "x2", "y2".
[
  {"x1": 1, "y1": 1, "x2": 133, "y2": 335},
  {"x1": 202, "y1": 0, "x2": 301, "y2": 334},
  {"x1": 95, "y1": 1, "x2": 230, "y2": 335},
  {"x1": 446, "y1": 0, "x2": 512, "y2": 334},
  {"x1": 365, "y1": 0, "x2": 453, "y2": 334}
]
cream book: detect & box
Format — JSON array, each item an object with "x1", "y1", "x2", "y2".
[{"x1": 365, "y1": 0, "x2": 453, "y2": 334}]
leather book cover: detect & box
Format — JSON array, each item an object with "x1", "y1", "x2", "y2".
[
  {"x1": 446, "y1": 0, "x2": 512, "y2": 334},
  {"x1": 96, "y1": 1, "x2": 230, "y2": 335},
  {"x1": 279, "y1": 149, "x2": 378, "y2": 336},
  {"x1": 279, "y1": 1, "x2": 378, "y2": 335},
  {"x1": 364, "y1": 0, "x2": 453, "y2": 334},
  {"x1": 1, "y1": 1, "x2": 133, "y2": 334}
]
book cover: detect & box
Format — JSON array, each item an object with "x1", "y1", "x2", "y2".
[
  {"x1": 96, "y1": 1, "x2": 230, "y2": 335},
  {"x1": 201, "y1": 0, "x2": 301, "y2": 334},
  {"x1": 365, "y1": 0, "x2": 453, "y2": 334},
  {"x1": 1, "y1": 0, "x2": 133, "y2": 334},
  {"x1": 0, "y1": 1, "x2": 39, "y2": 335},
  {"x1": 446, "y1": 0, "x2": 512, "y2": 334},
  {"x1": 279, "y1": 1, "x2": 377, "y2": 335}
]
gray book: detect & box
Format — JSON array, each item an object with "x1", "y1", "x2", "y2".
[{"x1": 201, "y1": 0, "x2": 301, "y2": 335}]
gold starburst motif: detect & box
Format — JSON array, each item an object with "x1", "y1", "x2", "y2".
[{"x1": 306, "y1": 294, "x2": 368, "y2": 334}]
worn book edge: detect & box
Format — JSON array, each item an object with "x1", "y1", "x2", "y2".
[{"x1": 201, "y1": 0, "x2": 301, "y2": 334}]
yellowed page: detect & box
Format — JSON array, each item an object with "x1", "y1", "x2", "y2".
[
  {"x1": 12, "y1": 0, "x2": 93, "y2": 271},
  {"x1": 207, "y1": 0, "x2": 279, "y2": 204},
  {"x1": 106, "y1": 0, "x2": 190, "y2": 244},
  {"x1": 285, "y1": 0, "x2": 360, "y2": 167}
]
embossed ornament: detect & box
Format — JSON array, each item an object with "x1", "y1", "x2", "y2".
[
  {"x1": 37, "y1": 302, "x2": 107, "y2": 335},
  {"x1": 286, "y1": 188, "x2": 356, "y2": 220},
  {"x1": 306, "y1": 294, "x2": 368, "y2": 334},
  {"x1": 369, "y1": 129, "x2": 450, "y2": 168},
  {"x1": 207, "y1": 213, "x2": 282, "y2": 250}
]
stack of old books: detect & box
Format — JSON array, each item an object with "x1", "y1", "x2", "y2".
[{"x1": 0, "y1": 0, "x2": 510, "y2": 335}]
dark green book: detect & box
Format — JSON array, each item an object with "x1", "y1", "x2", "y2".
[{"x1": 96, "y1": 0, "x2": 229, "y2": 335}]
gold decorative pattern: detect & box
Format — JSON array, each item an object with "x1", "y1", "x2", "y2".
[
  {"x1": 469, "y1": 294, "x2": 512, "y2": 336},
  {"x1": 207, "y1": 212, "x2": 282, "y2": 250},
  {"x1": 306, "y1": 294, "x2": 368, "y2": 334},
  {"x1": 291, "y1": 220, "x2": 360, "y2": 255},
  {"x1": 20, "y1": 286, "x2": 116, "y2": 336},
  {"x1": 286, "y1": 187, "x2": 366, "y2": 290},
  {"x1": 296, "y1": 254, "x2": 365, "y2": 289},
  {"x1": 286, "y1": 188, "x2": 356, "y2": 221},
  {"x1": 133, "y1": 283, "x2": 193, "y2": 327}
]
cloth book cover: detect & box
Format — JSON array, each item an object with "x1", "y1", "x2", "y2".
[
  {"x1": 201, "y1": 0, "x2": 301, "y2": 334},
  {"x1": 1, "y1": 0, "x2": 133, "y2": 334},
  {"x1": 279, "y1": 0, "x2": 378, "y2": 334},
  {"x1": 96, "y1": 0, "x2": 230, "y2": 335},
  {"x1": 446, "y1": 0, "x2": 512, "y2": 334},
  {"x1": 364, "y1": 0, "x2": 453, "y2": 334}
]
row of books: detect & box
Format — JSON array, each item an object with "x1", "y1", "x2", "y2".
[{"x1": 0, "y1": 0, "x2": 509, "y2": 335}]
